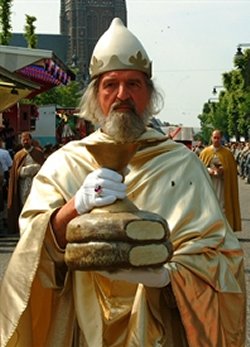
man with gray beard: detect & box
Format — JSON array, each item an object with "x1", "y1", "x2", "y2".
[
  {"x1": 0, "y1": 18, "x2": 246, "y2": 347},
  {"x1": 79, "y1": 71, "x2": 159, "y2": 144}
]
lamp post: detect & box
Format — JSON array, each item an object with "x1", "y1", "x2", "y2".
[
  {"x1": 212, "y1": 85, "x2": 224, "y2": 95},
  {"x1": 234, "y1": 44, "x2": 250, "y2": 68},
  {"x1": 234, "y1": 43, "x2": 250, "y2": 88},
  {"x1": 235, "y1": 43, "x2": 250, "y2": 57}
]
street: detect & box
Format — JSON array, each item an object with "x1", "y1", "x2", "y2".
[
  {"x1": 235, "y1": 177, "x2": 250, "y2": 346},
  {"x1": 0, "y1": 177, "x2": 249, "y2": 344}
]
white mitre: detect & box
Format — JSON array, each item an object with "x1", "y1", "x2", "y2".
[{"x1": 89, "y1": 17, "x2": 152, "y2": 79}]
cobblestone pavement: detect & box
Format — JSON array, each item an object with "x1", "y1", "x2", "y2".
[{"x1": 0, "y1": 178, "x2": 250, "y2": 344}]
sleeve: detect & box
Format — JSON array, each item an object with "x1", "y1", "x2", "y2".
[
  {"x1": 19, "y1": 164, "x2": 40, "y2": 177},
  {"x1": 37, "y1": 222, "x2": 69, "y2": 290}
]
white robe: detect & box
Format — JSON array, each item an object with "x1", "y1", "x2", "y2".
[{"x1": 0, "y1": 128, "x2": 246, "y2": 347}]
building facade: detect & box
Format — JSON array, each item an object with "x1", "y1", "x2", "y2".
[
  {"x1": 10, "y1": 34, "x2": 68, "y2": 64},
  {"x1": 60, "y1": 0, "x2": 127, "y2": 84}
]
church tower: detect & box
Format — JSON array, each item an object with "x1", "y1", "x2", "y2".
[{"x1": 60, "y1": 0, "x2": 127, "y2": 84}]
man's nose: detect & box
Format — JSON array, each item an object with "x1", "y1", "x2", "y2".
[{"x1": 117, "y1": 84, "x2": 129, "y2": 100}]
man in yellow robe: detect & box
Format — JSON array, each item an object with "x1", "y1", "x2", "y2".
[
  {"x1": 0, "y1": 18, "x2": 246, "y2": 347},
  {"x1": 199, "y1": 129, "x2": 241, "y2": 231}
]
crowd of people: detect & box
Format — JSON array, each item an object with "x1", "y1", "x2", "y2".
[
  {"x1": 231, "y1": 141, "x2": 250, "y2": 183},
  {"x1": 193, "y1": 139, "x2": 250, "y2": 183},
  {"x1": 0, "y1": 133, "x2": 60, "y2": 233},
  {"x1": 0, "y1": 18, "x2": 246, "y2": 347},
  {"x1": 199, "y1": 130, "x2": 241, "y2": 231},
  {"x1": 0, "y1": 137, "x2": 13, "y2": 223},
  {"x1": 1, "y1": 129, "x2": 248, "y2": 235}
]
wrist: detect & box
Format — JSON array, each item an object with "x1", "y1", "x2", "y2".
[
  {"x1": 74, "y1": 189, "x2": 89, "y2": 214},
  {"x1": 51, "y1": 199, "x2": 78, "y2": 248}
]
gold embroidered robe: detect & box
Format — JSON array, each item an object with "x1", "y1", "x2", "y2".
[
  {"x1": 0, "y1": 129, "x2": 246, "y2": 347},
  {"x1": 199, "y1": 145, "x2": 241, "y2": 231}
]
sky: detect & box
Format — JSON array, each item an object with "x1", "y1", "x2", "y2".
[{"x1": 10, "y1": 0, "x2": 250, "y2": 127}]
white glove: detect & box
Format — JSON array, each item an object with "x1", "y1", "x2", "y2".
[
  {"x1": 98, "y1": 267, "x2": 170, "y2": 288},
  {"x1": 75, "y1": 168, "x2": 127, "y2": 214}
]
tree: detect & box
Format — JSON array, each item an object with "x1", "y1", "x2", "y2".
[
  {"x1": 0, "y1": 0, "x2": 12, "y2": 45},
  {"x1": 223, "y1": 66, "x2": 249, "y2": 140},
  {"x1": 198, "y1": 102, "x2": 218, "y2": 144},
  {"x1": 199, "y1": 51, "x2": 250, "y2": 141},
  {"x1": 30, "y1": 78, "x2": 82, "y2": 108},
  {"x1": 24, "y1": 14, "x2": 37, "y2": 48},
  {"x1": 238, "y1": 93, "x2": 250, "y2": 139}
]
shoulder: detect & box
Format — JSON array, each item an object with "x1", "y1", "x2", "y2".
[
  {"x1": 32, "y1": 147, "x2": 43, "y2": 155},
  {"x1": 220, "y1": 146, "x2": 234, "y2": 157},
  {"x1": 4, "y1": 149, "x2": 12, "y2": 158},
  {"x1": 43, "y1": 139, "x2": 88, "y2": 167},
  {"x1": 199, "y1": 146, "x2": 212, "y2": 157},
  {"x1": 14, "y1": 148, "x2": 26, "y2": 160}
]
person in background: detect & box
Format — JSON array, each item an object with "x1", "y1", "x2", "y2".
[
  {"x1": 1, "y1": 117, "x2": 15, "y2": 157},
  {"x1": 230, "y1": 141, "x2": 241, "y2": 174},
  {"x1": 199, "y1": 129, "x2": 241, "y2": 231},
  {"x1": 0, "y1": 137, "x2": 12, "y2": 198},
  {"x1": 7, "y1": 131, "x2": 45, "y2": 234},
  {"x1": 32, "y1": 138, "x2": 43, "y2": 152},
  {"x1": 0, "y1": 160, "x2": 4, "y2": 216},
  {"x1": 0, "y1": 137, "x2": 13, "y2": 228},
  {"x1": 243, "y1": 142, "x2": 250, "y2": 183},
  {"x1": 193, "y1": 139, "x2": 205, "y2": 156},
  {"x1": 240, "y1": 142, "x2": 250, "y2": 180},
  {"x1": 0, "y1": 18, "x2": 246, "y2": 347}
]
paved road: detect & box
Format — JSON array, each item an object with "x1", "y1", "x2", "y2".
[
  {"x1": 235, "y1": 177, "x2": 250, "y2": 346},
  {"x1": 0, "y1": 178, "x2": 249, "y2": 344}
]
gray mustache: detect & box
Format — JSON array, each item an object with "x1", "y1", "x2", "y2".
[{"x1": 112, "y1": 100, "x2": 136, "y2": 112}]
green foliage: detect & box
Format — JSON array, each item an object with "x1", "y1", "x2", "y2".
[
  {"x1": 32, "y1": 79, "x2": 83, "y2": 108},
  {"x1": 238, "y1": 92, "x2": 250, "y2": 138},
  {"x1": 223, "y1": 70, "x2": 244, "y2": 92},
  {"x1": 199, "y1": 50, "x2": 250, "y2": 141},
  {"x1": 234, "y1": 49, "x2": 250, "y2": 87},
  {"x1": 0, "y1": 0, "x2": 12, "y2": 45},
  {"x1": 198, "y1": 102, "x2": 215, "y2": 144},
  {"x1": 24, "y1": 14, "x2": 37, "y2": 48}
]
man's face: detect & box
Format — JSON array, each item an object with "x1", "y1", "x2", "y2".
[
  {"x1": 97, "y1": 70, "x2": 150, "y2": 117},
  {"x1": 211, "y1": 131, "x2": 221, "y2": 148},
  {"x1": 21, "y1": 133, "x2": 32, "y2": 149}
]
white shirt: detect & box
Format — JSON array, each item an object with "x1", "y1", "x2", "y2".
[{"x1": 0, "y1": 148, "x2": 13, "y2": 172}]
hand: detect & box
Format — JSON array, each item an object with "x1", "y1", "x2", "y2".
[
  {"x1": 98, "y1": 267, "x2": 170, "y2": 288},
  {"x1": 74, "y1": 168, "x2": 126, "y2": 214},
  {"x1": 207, "y1": 167, "x2": 214, "y2": 175},
  {"x1": 217, "y1": 166, "x2": 224, "y2": 176}
]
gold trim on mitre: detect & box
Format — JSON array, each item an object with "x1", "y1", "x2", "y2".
[{"x1": 89, "y1": 18, "x2": 152, "y2": 79}]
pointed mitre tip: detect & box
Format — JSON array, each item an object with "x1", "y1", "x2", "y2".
[{"x1": 110, "y1": 17, "x2": 125, "y2": 28}]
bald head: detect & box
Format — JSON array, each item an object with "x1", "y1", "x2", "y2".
[{"x1": 211, "y1": 130, "x2": 222, "y2": 148}]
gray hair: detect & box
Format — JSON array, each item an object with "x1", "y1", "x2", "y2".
[{"x1": 78, "y1": 76, "x2": 164, "y2": 125}]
